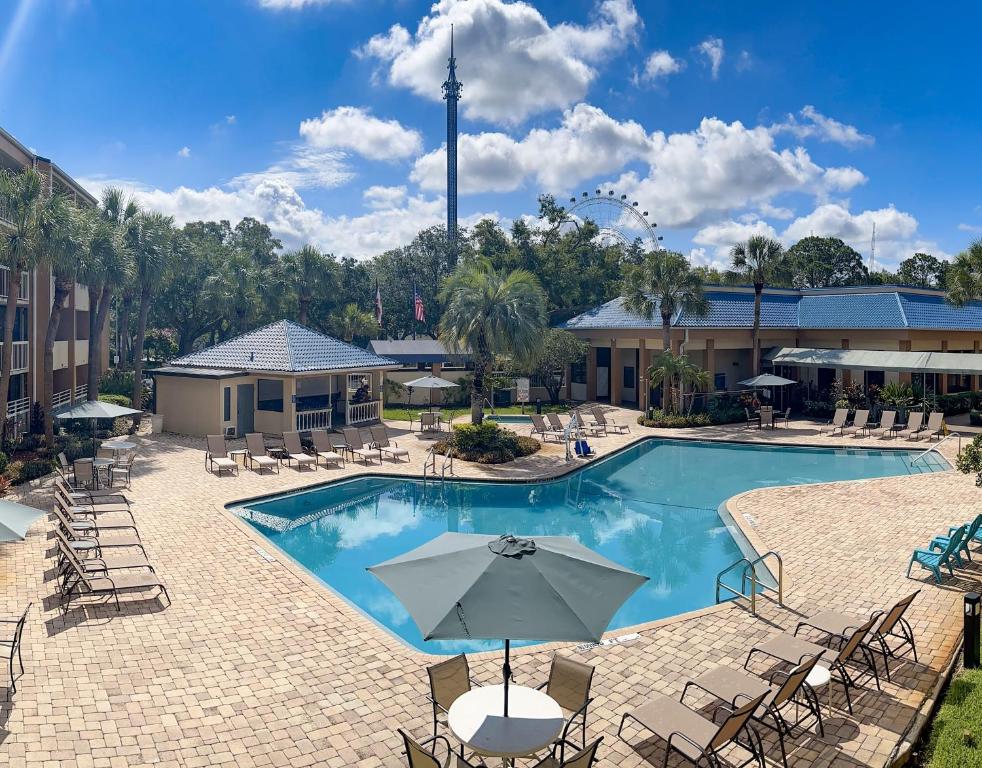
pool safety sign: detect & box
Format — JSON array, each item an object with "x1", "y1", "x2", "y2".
[{"x1": 516, "y1": 377, "x2": 530, "y2": 403}]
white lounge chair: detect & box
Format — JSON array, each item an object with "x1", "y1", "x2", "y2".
[
  {"x1": 342, "y1": 427, "x2": 381, "y2": 464},
  {"x1": 821, "y1": 408, "x2": 848, "y2": 436},
  {"x1": 925, "y1": 411, "x2": 945, "y2": 441},
  {"x1": 206, "y1": 435, "x2": 238, "y2": 476},
  {"x1": 841, "y1": 409, "x2": 870, "y2": 437},
  {"x1": 897, "y1": 411, "x2": 924, "y2": 440},
  {"x1": 310, "y1": 429, "x2": 345, "y2": 468},
  {"x1": 869, "y1": 410, "x2": 897, "y2": 438},
  {"x1": 369, "y1": 425, "x2": 410, "y2": 463},
  {"x1": 282, "y1": 431, "x2": 316, "y2": 471},
  {"x1": 245, "y1": 433, "x2": 280, "y2": 474}
]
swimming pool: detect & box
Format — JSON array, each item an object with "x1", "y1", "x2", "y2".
[
  {"x1": 488, "y1": 414, "x2": 533, "y2": 424},
  {"x1": 231, "y1": 439, "x2": 947, "y2": 654}
]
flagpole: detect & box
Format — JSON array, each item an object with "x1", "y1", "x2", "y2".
[{"x1": 412, "y1": 276, "x2": 417, "y2": 341}]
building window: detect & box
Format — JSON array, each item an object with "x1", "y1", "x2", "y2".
[
  {"x1": 948, "y1": 374, "x2": 971, "y2": 393},
  {"x1": 223, "y1": 387, "x2": 231, "y2": 421},
  {"x1": 257, "y1": 379, "x2": 284, "y2": 412},
  {"x1": 714, "y1": 373, "x2": 727, "y2": 391},
  {"x1": 623, "y1": 366, "x2": 636, "y2": 389},
  {"x1": 571, "y1": 359, "x2": 587, "y2": 385}
]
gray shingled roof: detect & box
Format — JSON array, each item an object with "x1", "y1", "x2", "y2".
[{"x1": 171, "y1": 320, "x2": 398, "y2": 373}]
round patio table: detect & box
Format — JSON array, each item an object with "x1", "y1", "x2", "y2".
[
  {"x1": 448, "y1": 684, "x2": 564, "y2": 764},
  {"x1": 102, "y1": 440, "x2": 137, "y2": 453}
]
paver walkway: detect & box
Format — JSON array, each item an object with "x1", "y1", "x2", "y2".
[{"x1": 0, "y1": 412, "x2": 973, "y2": 767}]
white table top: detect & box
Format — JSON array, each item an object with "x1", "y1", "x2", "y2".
[
  {"x1": 103, "y1": 441, "x2": 137, "y2": 451},
  {"x1": 91, "y1": 458, "x2": 114, "y2": 467},
  {"x1": 448, "y1": 684, "x2": 564, "y2": 759}
]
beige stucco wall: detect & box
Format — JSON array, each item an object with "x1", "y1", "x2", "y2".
[{"x1": 156, "y1": 376, "x2": 222, "y2": 437}]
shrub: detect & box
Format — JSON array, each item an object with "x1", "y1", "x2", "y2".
[
  {"x1": 706, "y1": 394, "x2": 745, "y2": 424},
  {"x1": 29, "y1": 401, "x2": 44, "y2": 435},
  {"x1": 15, "y1": 433, "x2": 42, "y2": 453},
  {"x1": 99, "y1": 393, "x2": 132, "y2": 408},
  {"x1": 99, "y1": 369, "x2": 135, "y2": 397},
  {"x1": 0, "y1": 451, "x2": 8, "y2": 474},
  {"x1": 957, "y1": 434, "x2": 982, "y2": 485},
  {"x1": 637, "y1": 410, "x2": 713, "y2": 428},
  {"x1": 4, "y1": 460, "x2": 22, "y2": 484},
  {"x1": 937, "y1": 392, "x2": 973, "y2": 416},
  {"x1": 56, "y1": 436, "x2": 96, "y2": 463},
  {"x1": 0, "y1": 475, "x2": 11, "y2": 497},
  {"x1": 971, "y1": 410, "x2": 982, "y2": 427},
  {"x1": 434, "y1": 421, "x2": 541, "y2": 464},
  {"x1": 803, "y1": 400, "x2": 836, "y2": 420},
  {"x1": 16, "y1": 458, "x2": 53, "y2": 484}
]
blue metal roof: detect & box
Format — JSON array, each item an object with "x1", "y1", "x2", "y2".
[
  {"x1": 562, "y1": 288, "x2": 982, "y2": 332},
  {"x1": 171, "y1": 320, "x2": 398, "y2": 373}
]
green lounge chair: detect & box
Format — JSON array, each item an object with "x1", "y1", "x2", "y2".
[
  {"x1": 907, "y1": 524, "x2": 967, "y2": 583},
  {"x1": 931, "y1": 514, "x2": 982, "y2": 563}
]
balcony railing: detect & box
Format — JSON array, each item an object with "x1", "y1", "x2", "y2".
[
  {"x1": 0, "y1": 199, "x2": 11, "y2": 227},
  {"x1": 296, "y1": 407, "x2": 332, "y2": 432},
  {"x1": 74, "y1": 384, "x2": 88, "y2": 402},
  {"x1": 346, "y1": 399, "x2": 381, "y2": 426},
  {"x1": 0, "y1": 268, "x2": 30, "y2": 301},
  {"x1": 0, "y1": 341, "x2": 29, "y2": 373}
]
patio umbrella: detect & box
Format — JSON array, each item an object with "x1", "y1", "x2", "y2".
[
  {"x1": 55, "y1": 401, "x2": 143, "y2": 457},
  {"x1": 0, "y1": 499, "x2": 44, "y2": 542},
  {"x1": 738, "y1": 374, "x2": 797, "y2": 387},
  {"x1": 402, "y1": 375, "x2": 460, "y2": 411},
  {"x1": 368, "y1": 532, "x2": 648, "y2": 717}
]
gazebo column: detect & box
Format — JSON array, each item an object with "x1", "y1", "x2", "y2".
[
  {"x1": 899, "y1": 340, "x2": 912, "y2": 384},
  {"x1": 706, "y1": 338, "x2": 716, "y2": 390},
  {"x1": 974, "y1": 340, "x2": 980, "y2": 391},
  {"x1": 610, "y1": 339, "x2": 622, "y2": 406},
  {"x1": 432, "y1": 362, "x2": 443, "y2": 405},
  {"x1": 840, "y1": 339, "x2": 851, "y2": 387},
  {"x1": 940, "y1": 341, "x2": 949, "y2": 394},
  {"x1": 586, "y1": 346, "x2": 597, "y2": 401},
  {"x1": 638, "y1": 338, "x2": 647, "y2": 411}
]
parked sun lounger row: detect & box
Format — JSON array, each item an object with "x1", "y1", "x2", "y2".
[
  {"x1": 908, "y1": 513, "x2": 982, "y2": 583},
  {"x1": 823, "y1": 408, "x2": 946, "y2": 440},
  {"x1": 530, "y1": 407, "x2": 629, "y2": 443},
  {"x1": 206, "y1": 425, "x2": 410, "y2": 476},
  {"x1": 51, "y1": 475, "x2": 170, "y2": 610}
]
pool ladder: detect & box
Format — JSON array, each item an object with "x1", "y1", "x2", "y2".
[
  {"x1": 715, "y1": 551, "x2": 783, "y2": 617},
  {"x1": 423, "y1": 446, "x2": 454, "y2": 482}
]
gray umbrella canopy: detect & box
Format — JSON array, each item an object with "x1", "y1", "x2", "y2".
[
  {"x1": 402, "y1": 375, "x2": 460, "y2": 390},
  {"x1": 368, "y1": 532, "x2": 647, "y2": 643},
  {"x1": 738, "y1": 374, "x2": 796, "y2": 387},
  {"x1": 0, "y1": 499, "x2": 44, "y2": 542},
  {"x1": 54, "y1": 401, "x2": 142, "y2": 420}
]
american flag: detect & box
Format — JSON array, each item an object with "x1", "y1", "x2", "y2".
[{"x1": 414, "y1": 289, "x2": 426, "y2": 323}]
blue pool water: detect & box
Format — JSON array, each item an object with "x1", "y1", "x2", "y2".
[
  {"x1": 232, "y1": 439, "x2": 947, "y2": 653},
  {"x1": 488, "y1": 414, "x2": 532, "y2": 424}
]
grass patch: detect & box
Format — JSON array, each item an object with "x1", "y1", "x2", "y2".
[
  {"x1": 382, "y1": 404, "x2": 567, "y2": 422},
  {"x1": 921, "y1": 663, "x2": 982, "y2": 767}
]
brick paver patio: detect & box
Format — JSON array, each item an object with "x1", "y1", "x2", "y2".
[{"x1": 0, "y1": 412, "x2": 973, "y2": 767}]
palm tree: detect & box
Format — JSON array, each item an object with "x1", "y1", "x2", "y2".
[
  {"x1": 130, "y1": 212, "x2": 174, "y2": 429},
  {"x1": 0, "y1": 168, "x2": 60, "y2": 437},
  {"x1": 622, "y1": 250, "x2": 708, "y2": 406},
  {"x1": 946, "y1": 238, "x2": 982, "y2": 307},
  {"x1": 332, "y1": 303, "x2": 377, "y2": 343},
  {"x1": 729, "y1": 235, "x2": 786, "y2": 376},
  {"x1": 281, "y1": 245, "x2": 329, "y2": 325},
  {"x1": 647, "y1": 350, "x2": 711, "y2": 414},
  {"x1": 40, "y1": 200, "x2": 92, "y2": 444},
  {"x1": 439, "y1": 258, "x2": 546, "y2": 424}
]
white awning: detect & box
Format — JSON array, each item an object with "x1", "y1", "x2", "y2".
[{"x1": 765, "y1": 347, "x2": 982, "y2": 375}]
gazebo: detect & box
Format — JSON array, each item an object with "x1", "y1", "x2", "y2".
[{"x1": 150, "y1": 320, "x2": 398, "y2": 437}]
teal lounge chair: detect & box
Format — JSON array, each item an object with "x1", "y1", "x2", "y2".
[
  {"x1": 908, "y1": 525, "x2": 967, "y2": 583},
  {"x1": 931, "y1": 514, "x2": 982, "y2": 563}
]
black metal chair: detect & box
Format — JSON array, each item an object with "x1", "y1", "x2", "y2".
[{"x1": 0, "y1": 603, "x2": 31, "y2": 698}]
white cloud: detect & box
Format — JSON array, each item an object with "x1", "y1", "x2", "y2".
[
  {"x1": 224, "y1": 115, "x2": 236, "y2": 125},
  {"x1": 758, "y1": 202, "x2": 794, "y2": 220},
  {"x1": 177, "y1": 146, "x2": 191, "y2": 158},
  {"x1": 358, "y1": 0, "x2": 641, "y2": 125},
  {"x1": 641, "y1": 50, "x2": 684, "y2": 82},
  {"x1": 735, "y1": 50, "x2": 752, "y2": 71},
  {"x1": 299, "y1": 106, "x2": 422, "y2": 160},
  {"x1": 771, "y1": 105, "x2": 874, "y2": 148},
  {"x1": 363, "y1": 185, "x2": 407, "y2": 210},
  {"x1": 821, "y1": 166, "x2": 868, "y2": 192},
  {"x1": 692, "y1": 218, "x2": 780, "y2": 265},
  {"x1": 230, "y1": 145, "x2": 354, "y2": 191},
  {"x1": 958, "y1": 223, "x2": 982, "y2": 233},
  {"x1": 696, "y1": 37, "x2": 724, "y2": 79},
  {"x1": 258, "y1": 0, "x2": 344, "y2": 9}
]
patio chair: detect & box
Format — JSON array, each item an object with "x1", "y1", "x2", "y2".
[
  {"x1": 820, "y1": 408, "x2": 848, "y2": 436},
  {"x1": 370, "y1": 425, "x2": 410, "y2": 463},
  {"x1": 54, "y1": 485, "x2": 135, "y2": 522},
  {"x1": 282, "y1": 432, "x2": 317, "y2": 471},
  {"x1": 54, "y1": 475, "x2": 130, "y2": 508},
  {"x1": 110, "y1": 453, "x2": 135, "y2": 489},
  {"x1": 245, "y1": 433, "x2": 280, "y2": 474},
  {"x1": 51, "y1": 501, "x2": 143, "y2": 544},
  {"x1": 53, "y1": 517, "x2": 146, "y2": 558},
  {"x1": 343, "y1": 427, "x2": 381, "y2": 464},
  {"x1": 897, "y1": 411, "x2": 924, "y2": 440},
  {"x1": 62, "y1": 553, "x2": 170, "y2": 611},
  {"x1": 546, "y1": 412, "x2": 568, "y2": 434},
  {"x1": 778, "y1": 407, "x2": 791, "y2": 428},
  {"x1": 397, "y1": 729, "x2": 482, "y2": 768},
  {"x1": 952, "y1": 513, "x2": 982, "y2": 549},
  {"x1": 531, "y1": 737, "x2": 604, "y2": 768},
  {"x1": 575, "y1": 411, "x2": 605, "y2": 438},
  {"x1": 746, "y1": 615, "x2": 881, "y2": 715},
  {"x1": 426, "y1": 654, "x2": 478, "y2": 748},
  {"x1": 841, "y1": 409, "x2": 869, "y2": 437},
  {"x1": 868, "y1": 410, "x2": 897, "y2": 438},
  {"x1": 535, "y1": 654, "x2": 594, "y2": 757},
  {"x1": 925, "y1": 411, "x2": 945, "y2": 441},
  {"x1": 591, "y1": 407, "x2": 628, "y2": 434},
  {"x1": 0, "y1": 603, "x2": 30, "y2": 698},
  {"x1": 57, "y1": 452, "x2": 74, "y2": 484},
  {"x1": 419, "y1": 412, "x2": 444, "y2": 436},
  {"x1": 795, "y1": 590, "x2": 920, "y2": 683},
  {"x1": 531, "y1": 414, "x2": 564, "y2": 443},
  {"x1": 745, "y1": 407, "x2": 758, "y2": 430},
  {"x1": 682, "y1": 652, "x2": 825, "y2": 768},
  {"x1": 206, "y1": 435, "x2": 239, "y2": 476},
  {"x1": 310, "y1": 430, "x2": 344, "y2": 469},
  {"x1": 908, "y1": 524, "x2": 968, "y2": 583},
  {"x1": 930, "y1": 513, "x2": 982, "y2": 563},
  {"x1": 55, "y1": 537, "x2": 154, "y2": 595},
  {"x1": 329, "y1": 431, "x2": 352, "y2": 461},
  {"x1": 618, "y1": 688, "x2": 767, "y2": 768},
  {"x1": 73, "y1": 459, "x2": 98, "y2": 490}
]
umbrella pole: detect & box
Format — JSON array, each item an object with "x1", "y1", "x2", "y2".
[{"x1": 503, "y1": 639, "x2": 511, "y2": 717}]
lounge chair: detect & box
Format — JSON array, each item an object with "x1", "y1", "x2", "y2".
[
  {"x1": 546, "y1": 412, "x2": 568, "y2": 434},
  {"x1": 62, "y1": 553, "x2": 170, "y2": 611},
  {"x1": 54, "y1": 517, "x2": 146, "y2": 557},
  {"x1": 370, "y1": 425, "x2": 410, "y2": 463},
  {"x1": 618, "y1": 688, "x2": 766, "y2": 767},
  {"x1": 574, "y1": 411, "x2": 605, "y2": 437},
  {"x1": 897, "y1": 411, "x2": 924, "y2": 440},
  {"x1": 245, "y1": 433, "x2": 280, "y2": 474},
  {"x1": 591, "y1": 407, "x2": 628, "y2": 434},
  {"x1": 397, "y1": 729, "x2": 482, "y2": 768},
  {"x1": 841, "y1": 409, "x2": 869, "y2": 437},
  {"x1": 535, "y1": 654, "x2": 594, "y2": 757},
  {"x1": 426, "y1": 654, "x2": 478, "y2": 747},
  {"x1": 931, "y1": 514, "x2": 982, "y2": 563},
  {"x1": 54, "y1": 486, "x2": 135, "y2": 524},
  {"x1": 281, "y1": 432, "x2": 316, "y2": 471},
  {"x1": 531, "y1": 414, "x2": 564, "y2": 442},
  {"x1": 206, "y1": 435, "x2": 239, "y2": 476},
  {"x1": 925, "y1": 411, "x2": 945, "y2": 441},
  {"x1": 55, "y1": 537, "x2": 154, "y2": 594},
  {"x1": 530, "y1": 737, "x2": 604, "y2": 768},
  {"x1": 908, "y1": 524, "x2": 968, "y2": 582},
  {"x1": 746, "y1": 615, "x2": 881, "y2": 715},
  {"x1": 868, "y1": 410, "x2": 897, "y2": 438},
  {"x1": 682, "y1": 653, "x2": 825, "y2": 768},
  {"x1": 821, "y1": 408, "x2": 848, "y2": 436},
  {"x1": 795, "y1": 591, "x2": 920, "y2": 683},
  {"x1": 0, "y1": 603, "x2": 31, "y2": 697},
  {"x1": 329, "y1": 431, "x2": 352, "y2": 461},
  {"x1": 310, "y1": 430, "x2": 344, "y2": 469},
  {"x1": 342, "y1": 427, "x2": 381, "y2": 464},
  {"x1": 56, "y1": 452, "x2": 74, "y2": 485},
  {"x1": 54, "y1": 476, "x2": 129, "y2": 507},
  {"x1": 51, "y1": 501, "x2": 142, "y2": 544}
]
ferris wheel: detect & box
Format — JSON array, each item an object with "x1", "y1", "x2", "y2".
[{"x1": 554, "y1": 189, "x2": 663, "y2": 252}]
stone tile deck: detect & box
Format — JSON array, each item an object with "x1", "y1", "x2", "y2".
[{"x1": 0, "y1": 412, "x2": 973, "y2": 767}]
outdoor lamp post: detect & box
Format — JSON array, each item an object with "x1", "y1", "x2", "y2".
[{"x1": 965, "y1": 593, "x2": 981, "y2": 669}]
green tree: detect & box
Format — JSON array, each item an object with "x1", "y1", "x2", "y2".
[
  {"x1": 946, "y1": 239, "x2": 982, "y2": 307},
  {"x1": 729, "y1": 235, "x2": 786, "y2": 375},
  {"x1": 622, "y1": 250, "x2": 708, "y2": 402},
  {"x1": 281, "y1": 244, "x2": 330, "y2": 326},
  {"x1": 785, "y1": 236, "x2": 869, "y2": 288},
  {"x1": 439, "y1": 259, "x2": 546, "y2": 424},
  {"x1": 896, "y1": 252, "x2": 948, "y2": 289},
  {"x1": 647, "y1": 350, "x2": 711, "y2": 415},
  {"x1": 331, "y1": 303, "x2": 378, "y2": 343},
  {"x1": 520, "y1": 329, "x2": 588, "y2": 404}
]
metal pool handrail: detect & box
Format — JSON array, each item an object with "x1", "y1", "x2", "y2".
[
  {"x1": 715, "y1": 550, "x2": 783, "y2": 616},
  {"x1": 910, "y1": 431, "x2": 960, "y2": 466}
]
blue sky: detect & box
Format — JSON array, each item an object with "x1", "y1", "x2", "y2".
[{"x1": 2, "y1": 0, "x2": 980, "y2": 267}]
